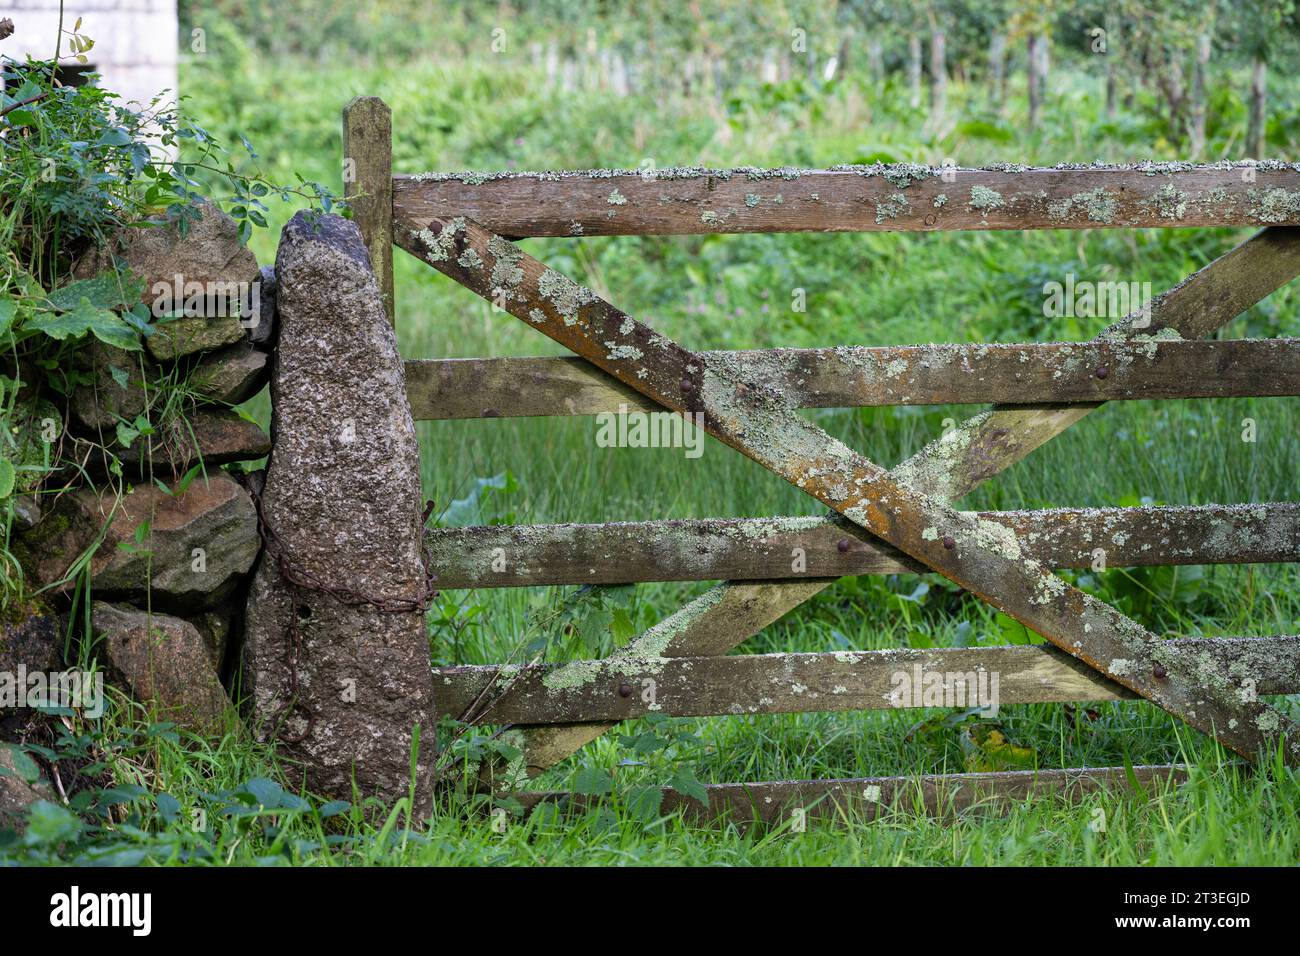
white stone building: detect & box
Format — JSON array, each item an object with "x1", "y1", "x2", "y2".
[{"x1": 2, "y1": 0, "x2": 177, "y2": 108}]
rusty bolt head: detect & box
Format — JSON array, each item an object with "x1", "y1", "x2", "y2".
[
  {"x1": 837, "y1": 538, "x2": 851, "y2": 553},
  {"x1": 680, "y1": 377, "x2": 694, "y2": 392},
  {"x1": 1095, "y1": 365, "x2": 1110, "y2": 379},
  {"x1": 618, "y1": 683, "x2": 633, "y2": 697},
  {"x1": 1153, "y1": 662, "x2": 1167, "y2": 679},
  {"x1": 942, "y1": 535, "x2": 956, "y2": 550}
]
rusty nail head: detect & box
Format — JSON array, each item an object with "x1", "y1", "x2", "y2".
[
  {"x1": 618, "y1": 683, "x2": 633, "y2": 697},
  {"x1": 837, "y1": 538, "x2": 851, "y2": 553},
  {"x1": 943, "y1": 535, "x2": 956, "y2": 550},
  {"x1": 1095, "y1": 366, "x2": 1110, "y2": 379},
  {"x1": 1153, "y1": 662, "x2": 1167, "y2": 679}
]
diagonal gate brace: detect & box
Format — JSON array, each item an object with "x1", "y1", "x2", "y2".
[
  {"x1": 495, "y1": 228, "x2": 1300, "y2": 777},
  {"x1": 400, "y1": 214, "x2": 1300, "y2": 766}
]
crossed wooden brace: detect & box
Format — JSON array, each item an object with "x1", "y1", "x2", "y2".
[{"x1": 397, "y1": 214, "x2": 1300, "y2": 774}]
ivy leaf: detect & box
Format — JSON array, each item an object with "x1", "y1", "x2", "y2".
[{"x1": 115, "y1": 420, "x2": 140, "y2": 449}]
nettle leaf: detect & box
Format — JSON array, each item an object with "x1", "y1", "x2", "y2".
[
  {"x1": 45, "y1": 269, "x2": 144, "y2": 312},
  {"x1": 23, "y1": 800, "x2": 82, "y2": 847},
  {"x1": 625, "y1": 785, "x2": 665, "y2": 823},
  {"x1": 572, "y1": 766, "x2": 613, "y2": 796},
  {"x1": 669, "y1": 767, "x2": 709, "y2": 804}
]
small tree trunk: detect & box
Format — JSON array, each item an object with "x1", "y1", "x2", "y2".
[
  {"x1": 1103, "y1": 16, "x2": 1117, "y2": 120},
  {"x1": 868, "y1": 38, "x2": 884, "y2": 82},
  {"x1": 989, "y1": 33, "x2": 1006, "y2": 111},
  {"x1": 1247, "y1": 56, "x2": 1267, "y2": 157},
  {"x1": 1189, "y1": 33, "x2": 1210, "y2": 157},
  {"x1": 929, "y1": 29, "x2": 947, "y2": 118},
  {"x1": 1027, "y1": 33, "x2": 1043, "y2": 129},
  {"x1": 908, "y1": 35, "x2": 922, "y2": 107}
]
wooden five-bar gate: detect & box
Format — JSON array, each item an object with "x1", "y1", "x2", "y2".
[{"x1": 344, "y1": 97, "x2": 1300, "y2": 825}]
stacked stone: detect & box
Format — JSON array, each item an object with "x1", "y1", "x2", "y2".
[{"x1": 6, "y1": 203, "x2": 277, "y2": 742}]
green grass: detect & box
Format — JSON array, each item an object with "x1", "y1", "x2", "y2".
[{"x1": 10, "y1": 32, "x2": 1300, "y2": 866}]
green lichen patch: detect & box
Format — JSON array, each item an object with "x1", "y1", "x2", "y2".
[
  {"x1": 875, "y1": 192, "x2": 909, "y2": 224},
  {"x1": 537, "y1": 269, "x2": 597, "y2": 324},
  {"x1": 968, "y1": 185, "x2": 1005, "y2": 215},
  {"x1": 1247, "y1": 187, "x2": 1300, "y2": 223},
  {"x1": 411, "y1": 216, "x2": 466, "y2": 263},
  {"x1": 1048, "y1": 187, "x2": 1118, "y2": 224}
]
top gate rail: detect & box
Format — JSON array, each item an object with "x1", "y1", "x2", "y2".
[{"x1": 342, "y1": 96, "x2": 1300, "y2": 824}]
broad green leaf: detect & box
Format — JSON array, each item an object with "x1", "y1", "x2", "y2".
[
  {"x1": 23, "y1": 305, "x2": 96, "y2": 341},
  {"x1": 87, "y1": 311, "x2": 143, "y2": 351},
  {"x1": 0, "y1": 458, "x2": 15, "y2": 499},
  {"x1": 45, "y1": 270, "x2": 144, "y2": 312},
  {"x1": 0, "y1": 297, "x2": 17, "y2": 337},
  {"x1": 243, "y1": 777, "x2": 285, "y2": 809}
]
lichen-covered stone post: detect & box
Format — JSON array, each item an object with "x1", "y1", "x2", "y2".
[{"x1": 242, "y1": 212, "x2": 434, "y2": 814}]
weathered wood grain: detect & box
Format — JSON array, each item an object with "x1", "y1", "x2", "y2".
[
  {"x1": 406, "y1": 339, "x2": 1300, "y2": 419},
  {"x1": 485, "y1": 229, "x2": 1300, "y2": 777},
  {"x1": 512, "y1": 765, "x2": 1191, "y2": 825},
  {"x1": 435, "y1": 637, "x2": 1300, "y2": 724},
  {"x1": 427, "y1": 502, "x2": 1300, "y2": 588},
  {"x1": 399, "y1": 214, "x2": 1300, "y2": 766},
  {"x1": 393, "y1": 163, "x2": 1300, "y2": 237},
  {"x1": 343, "y1": 96, "x2": 395, "y2": 324}
]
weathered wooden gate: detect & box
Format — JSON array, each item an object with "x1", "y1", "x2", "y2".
[{"x1": 345, "y1": 97, "x2": 1300, "y2": 824}]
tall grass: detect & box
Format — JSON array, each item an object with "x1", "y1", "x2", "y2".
[{"x1": 26, "y1": 32, "x2": 1290, "y2": 865}]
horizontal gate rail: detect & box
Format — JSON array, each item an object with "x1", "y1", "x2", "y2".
[
  {"x1": 513, "y1": 765, "x2": 1191, "y2": 825},
  {"x1": 345, "y1": 85, "x2": 1300, "y2": 822},
  {"x1": 406, "y1": 338, "x2": 1300, "y2": 419},
  {"x1": 392, "y1": 162, "x2": 1300, "y2": 237},
  {"x1": 398, "y1": 212, "x2": 1300, "y2": 765},
  {"x1": 427, "y1": 502, "x2": 1300, "y2": 588},
  {"x1": 445, "y1": 227, "x2": 1300, "y2": 782},
  {"x1": 435, "y1": 637, "x2": 1300, "y2": 725}
]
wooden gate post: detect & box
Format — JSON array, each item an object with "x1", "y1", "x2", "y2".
[{"x1": 342, "y1": 96, "x2": 395, "y2": 326}]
